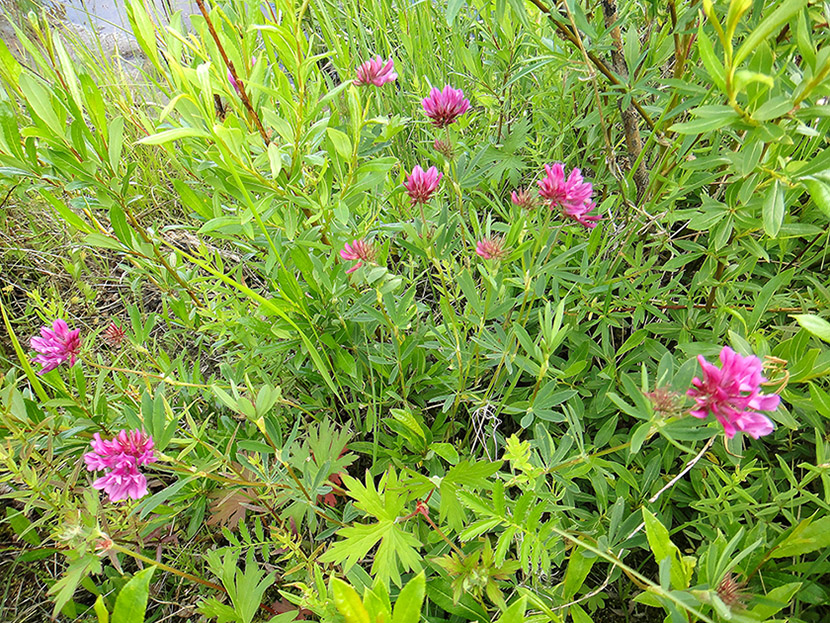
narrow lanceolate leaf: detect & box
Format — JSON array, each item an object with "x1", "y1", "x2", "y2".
[
  {"x1": 495, "y1": 596, "x2": 527, "y2": 623},
  {"x1": 772, "y1": 516, "x2": 830, "y2": 557},
  {"x1": 763, "y1": 181, "x2": 785, "y2": 238},
  {"x1": 733, "y1": 0, "x2": 809, "y2": 66},
  {"x1": 793, "y1": 314, "x2": 830, "y2": 343},
  {"x1": 137, "y1": 127, "x2": 210, "y2": 145},
  {"x1": 803, "y1": 177, "x2": 830, "y2": 219},
  {"x1": 697, "y1": 28, "x2": 726, "y2": 92}
]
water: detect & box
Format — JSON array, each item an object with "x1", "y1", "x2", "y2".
[
  {"x1": 59, "y1": 0, "x2": 197, "y2": 35},
  {"x1": 54, "y1": 0, "x2": 195, "y2": 59}
]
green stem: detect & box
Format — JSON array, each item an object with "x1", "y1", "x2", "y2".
[{"x1": 110, "y1": 543, "x2": 225, "y2": 591}]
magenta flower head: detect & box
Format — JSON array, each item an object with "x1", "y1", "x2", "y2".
[
  {"x1": 30, "y1": 319, "x2": 81, "y2": 375},
  {"x1": 511, "y1": 188, "x2": 538, "y2": 210},
  {"x1": 228, "y1": 56, "x2": 256, "y2": 96},
  {"x1": 84, "y1": 430, "x2": 156, "y2": 502},
  {"x1": 475, "y1": 237, "x2": 508, "y2": 261},
  {"x1": 421, "y1": 85, "x2": 470, "y2": 128},
  {"x1": 354, "y1": 56, "x2": 397, "y2": 87},
  {"x1": 340, "y1": 239, "x2": 376, "y2": 274},
  {"x1": 687, "y1": 346, "x2": 780, "y2": 439},
  {"x1": 405, "y1": 165, "x2": 442, "y2": 204},
  {"x1": 538, "y1": 163, "x2": 600, "y2": 229},
  {"x1": 102, "y1": 322, "x2": 125, "y2": 347}
]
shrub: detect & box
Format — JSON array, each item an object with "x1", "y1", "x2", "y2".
[{"x1": 0, "y1": 0, "x2": 829, "y2": 621}]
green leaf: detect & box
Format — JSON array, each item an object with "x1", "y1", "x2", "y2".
[
  {"x1": 747, "y1": 582, "x2": 801, "y2": 619},
  {"x1": 137, "y1": 476, "x2": 195, "y2": 519},
  {"x1": 85, "y1": 232, "x2": 125, "y2": 251},
  {"x1": 446, "y1": 0, "x2": 466, "y2": 26},
  {"x1": 109, "y1": 204, "x2": 133, "y2": 246},
  {"x1": 53, "y1": 35, "x2": 83, "y2": 113},
  {"x1": 570, "y1": 604, "x2": 595, "y2": 623},
  {"x1": 112, "y1": 566, "x2": 155, "y2": 623},
  {"x1": 0, "y1": 297, "x2": 48, "y2": 403},
  {"x1": 763, "y1": 181, "x2": 784, "y2": 238},
  {"x1": 327, "y1": 127, "x2": 353, "y2": 159},
  {"x1": 669, "y1": 111, "x2": 740, "y2": 134},
  {"x1": 643, "y1": 509, "x2": 676, "y2": 562},
  {"x1": 495, "y1": 597, "x2": 527, "y2": 623},
  {"x1": 697, "y1": 28, "x2": 726, "y2": 92},
  {"x1": 642, "y1": 509, "x2": 691, "y2": 589},
  {"x1": 389, "y1": 408, "x2": 425, "y2": 441},
  {"x1": 734, "y1": 69, "x2": 774, "y2": 93},
  {"x1": 48, "y1": 554, "x2": 101, "y2": 616},
  {"x1": 93, "y1": 596, "x2": 109, "y2": 623},
  {"x1": 391, "y1": 572, "x2": 426, "y2": 623},
  {"x1": 19, "y1": 73, "x2": 62, "y2": 136},
  {"x1": 320, "y1": 472, "x2": 422, "y2": 587},
  {"x1": 803, "y1": 177, "x2": 830, "y2": 219},
  {"x1": 124, "y1": 0, "x2": 161, "y2": 70},
  {"x1": 771, "y1": 516, "x2": 830, "y2": 557},
  {"x1": 426, "y1": 576, "x2": 489, "y2": 621},
  {"x1": 0, "y1": 35, "x2": 22, "y2": 83},
  {"x1": 137, "y1": 127, "x2": 209, "y2": 145},
  {"x1": 630, "y1": 422, "x2": 651, "y2": 454},
  {"x1": 809, "y1": 383, "x2": 830, "y2": 419},
  {"x1": 793, "y1": 314, "x2": 830, "y2": 343},
  {"x1": 726, "y1": 0, "x2": 752, "y2": 38},
  {"x1": 431, "y1": 442, "x2": 459, "y2": 464},
  {"x1": 6, "y1": 509, "x2": 41, "y2": 545},
  {"x1": 267, "y1": 142, "x2": 283, "y2": 179},
  {"x1": 331, "y1": 578, "x2": 370, "y2": 623},
  {"x1": 562, "y1": 548, "x2": 595, "y2": 600},
  {"x1": 733, "y1": 0, "x2": 809, "y2": 66},
  {"x1": 108, "y1": 116, "x2": 125, "y2": 171},
  {"x1": 752, "y1": 95, "x2": 792, "y2": 121}
]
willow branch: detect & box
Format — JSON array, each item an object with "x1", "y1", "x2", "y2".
[
  {"x1": 193, "y1": 0, "x2": 269, "y2": 144},
  {"x1": 525, "y1": 0, "x2": 658, "y2": 132}
]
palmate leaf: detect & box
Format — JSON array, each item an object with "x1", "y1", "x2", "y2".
[
  {"x1": 339, "y1": 469, "x2": 410, "y2": 520},
  {"x1": 319, "y1": 469, "x2": 422, "y2": 586},
  {"x1": 320, "y1": 520, "x2": 422, "y2": 587}
]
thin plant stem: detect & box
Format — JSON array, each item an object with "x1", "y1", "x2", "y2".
[
  {"x1": 193, "y1": 0, "x2": 269, "y2": 144},
  {"x1": 108, "y1": 543, "x2": 279, "y2": 616}
]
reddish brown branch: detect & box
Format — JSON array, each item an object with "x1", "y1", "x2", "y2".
[
  {"x1": 194, "y1": 0, "x2": 269, "y2": 144},
  {"x1": 525, "y1": 0, "x2": 658, "y2": 132},
  {"x1": 601, "y1": 0, "x2": 648, "y2": 196}
]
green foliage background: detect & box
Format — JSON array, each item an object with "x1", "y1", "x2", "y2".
[{"x1": 0, "y1": 0, "x2": 829, "y2": 621}]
